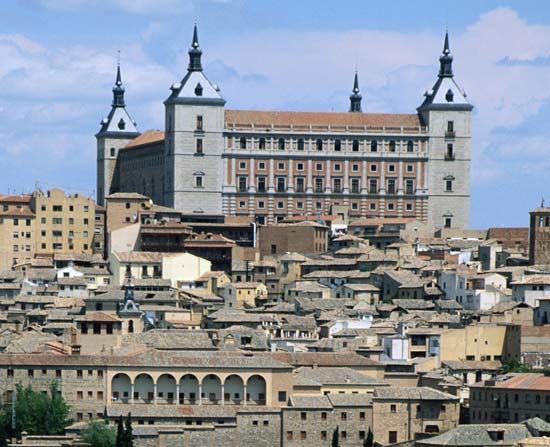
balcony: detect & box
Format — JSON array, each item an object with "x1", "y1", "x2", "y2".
[
  {"x1": 445, "y1": 154, "x2": 455, "y2": 161},
  {"x1": 445, "y1": 131, "x2": 456, "y2": 138}
]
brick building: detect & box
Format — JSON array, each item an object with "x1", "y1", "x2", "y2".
[{"x1": 97, "y1": 26, "x2": 473, "y2": 230}]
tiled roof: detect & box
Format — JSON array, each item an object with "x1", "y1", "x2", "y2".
[
  {"x1": 272, "y1": 352, "x2": 381, "y2": 368},
  {"x1": 442, "y1": 360, "x2": 502, "y2": 371},
  {"x1": 224, "y1": 109, "x2": 422, "y2": 128},
  {"x1": 113, "y1": 251, "x2": 163, "y2": 263},
  {"x1": 327, "y1": 393, "x2": 373, "y2": 407},
  {"x1": 480, "y1": 373, "x2": 550, "y2": 391},
  {"x1": 289, "y1": 395, "x2": 332, "y2": 409},
  {"x1": 374, "y1": 386, "x2": 458, "y2": 401},
  {"x1": 294, "y1": 366, "x2": 388, "y2": 387},
  {"x1": 124, "y1": 130, "x2": 165, "y2": 148}
]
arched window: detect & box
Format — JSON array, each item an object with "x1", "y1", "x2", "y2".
[
  {"x1": 194, "y1": 83, "x2": 203, "y2": 96},
  {"x1": 278, "y1": 138, "x2": 285, "y2": 150},
  {"x1": 316, "y1": 139, "x2": 323, "y2": 151},
  {"x1": 389, "y1": 141, "x2": 396, "y2": 152},
  {"x1": 239, "y1": 137, "x2": 247, "y2": 149},
  {"x1": 110, "y1": 147, "x2": 116, "y2": 157},
  {"x1": 407, "y1": 141, "x2": 414, "y2": 152},
  {"x1": 371, "y1": 141, "x2": 378, "y2": 152},
  {"x1": 297, "y1": 139, "x2": 304, "y2": 150},
  {"x1": 352, "y1": 140, "x2": 359, "y2": 152},
  {"x1": 334, "y1": 139, "x2": 341, "y2": 151},
  {"x1": 259, "y1": 137, "x2": 266, "y2": 149}
]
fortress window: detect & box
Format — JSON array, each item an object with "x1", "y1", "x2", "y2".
[
  {"x1": 259, "y1": 138, "x2": 266, "y2": 149},
  {"x1": 297, "y1": 139, "x2": 304, "y2": 150},
  {"x1": 389, "y1": 140, "x2": 396, "y2": 152},
  {"x1": 240, "y1": 137, "x2": 247, "y2": 149},
  {"x1": 371, "y1": 141, "x2": 378, "y2": 152},
  {"x1": 110, "y1": 148, "x2": 116, "y2": 157},
  {"x1": 352, "y1": 140, "x2": 359, "y2": 152},
  {"x1": 195, "y1": 176, "x2": 203, "y2": 188},
  {"x1": 445, "y1": 180, "x2": 453, "y2": 192},
  {"x1": 196, "y1": 139, "x2": 203, "y2": 154},
  {"x1": 278, "y1": 138, "x2": 285, "y2": 150},
  {"x1": 334, "y1": 139, "x2": 341, "y2": 151},
  {"x1": 369, "y1": 202, "x2": 377, "y2": 210},
  {"x1": 444, "y1": 217, "x2": 452, "y2": 228},
  {"x1": 194, "y1": 83, "x2": 203, "y2": 96},
  {"x1": 196, "y1": 115, "x2": 203, "y2": 130},
  {"x1": 446, "y1": 144, "x2": 454, "y2": 160},
  {"x1": 316, "y1": 139, "x2": 323, "y2": 151},
  {"x1": 407, "y1": 141, "x2": 414, "y2": 152},
  {"x1": 447, "y1": 121, "x2": 454, "y2": 133},
  {"x1": 406, "y1": 203, "x2": 413, "y2": 211}
]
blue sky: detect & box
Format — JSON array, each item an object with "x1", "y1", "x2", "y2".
[{"x1": 1, "y1": 0, "x2": 550, "y2": 229}]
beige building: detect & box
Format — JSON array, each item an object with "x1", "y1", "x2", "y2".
[
  {"x1": 109, "y1": 251, "x2": 211, "y2": 286},
  {"x1": 373, "y1": 387, "x2": 460, "y2": 445},
  {"x1": 0, "y1": 189, "x2": 95, "y2": 271},
  {"x1": 259, "y1": 222, "x2": 329, "y2": 257},
  {"x1": 224, "y1": 282, "x2": 269, "y2": 308}
]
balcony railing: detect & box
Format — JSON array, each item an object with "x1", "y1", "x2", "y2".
[
  {"x1": 445, "y1": 130, "x2": 456, "y2": 138},
  {"x1": 445, "y1": 154, "x2": 455, "y2": 161}
]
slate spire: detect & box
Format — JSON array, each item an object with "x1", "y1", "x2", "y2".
[
  {"x1": 112, "y1": 59, "x2": 126, "y2": 108},
  {"x1": 188, "y1": 23, "x2": 203, "y2": 72},
  {"x1": 439, "y1": 30, "x2": 454, "y2": 78},
  {"x1": 349, "y1": 71, "x2": 362, "y2": 112}
]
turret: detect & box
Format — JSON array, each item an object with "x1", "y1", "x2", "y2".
[{"x1": 349, "y1": 71, "x2": 362, "y2": 112}]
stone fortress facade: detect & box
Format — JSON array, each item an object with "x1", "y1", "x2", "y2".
[{"x1": 97, "y1": 26, "x2": 473, "y2": 229}]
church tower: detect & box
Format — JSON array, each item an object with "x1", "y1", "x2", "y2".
[
  {"x1": 418, "y1": 31, "x2": 473, "y2": 229},
  {"x1": 96, "y1": 63, "x2": 140, "y2": 206},
  {"x1": 163, "y1": 24, "x2": 226, "y2": 214}
]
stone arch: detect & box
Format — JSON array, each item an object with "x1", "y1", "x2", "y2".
[
  {"x1": 247, "y1": 375, "x2": 266, "y2": 404},
  {"x1": 202, "y1": 374, "x2": 222, "y2": 403},
  {"x1": 179, "y1": 374, "x2": 200, "y2": 404},
  {"x1": 112, "y1": 373, "x2": 131, "y2": 402},
  {"x1": 134, "y1": 373, "x2": 154, "y2": 403},
  {"x1": 157, "y1": 374, "x2": 177, "y2": 403},
  {"x1": 224, "y1": 375, "x2": 245, "y2": 403}
]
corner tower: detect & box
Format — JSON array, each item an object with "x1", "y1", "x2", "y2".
[
  {"x1": 96, "y1": 63, "x2": 140, "y2": 206},
  {"x1": 418, "y1": 31, "x2": 473, "y2": 229},
  {"x1": 163, "y1": 24, "x2": 226, "y2": 214}
]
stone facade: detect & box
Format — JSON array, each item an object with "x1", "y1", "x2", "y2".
[{"x1": 97, "y1": 27, "x2": 473, "y2": 230}]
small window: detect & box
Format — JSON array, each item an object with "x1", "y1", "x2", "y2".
[
  {"x1": 445, "y1": 180, "x2": 453, "y2": 192},
  {"x1": 278, "y1": 391, "x2": 287, "y2": 402},
  {"x1": 259, "y1": 137, "x2": 266, "y2": 149},
  {"x1": 301, "y1": 412, "x2": 307, "y2": 421},
  {"x1": 388, "y1": 164, "x2": 395, "y2": 172},
  {"x1": 196, "y1": 115, "x2": 203, "y2": 130},
  {"x1": 194, "y1": 83, "x2": 203, "y2": 96},
  {"x1": 407, "y1": 140, "x2": 414, "y2": 152},
  {"x1": 370, "y1": 164, "x2": 377, "y2": 172},
  {"x1": 297, "y1": 138, "x2": 304, "y2": 150},
  {"x1": 334, "y1": 139, "x2": 341, "y2": 151},
  {"x1": 371, "y1": 140, "x2": 377, "y2": 152},
  {"x1": 196, "y1": 176, "x2": 203, "y2": 188},
  {"x1": 110, "y1": 147, "x2": 116, "y2": 157},
  {"x1": 390, "y1": 404, "x2": 397, "y2": 413},
  {"x1": 278, "y1": 138, "x2": 285, "y2": 150},
  {"x1": 316, "y1": 139, "x2": 323, "y2": 151},
  {"x1": 196, "y1": 139, "x2": 203, "y2": 154},
  {"x1": 352, "y1": 140, "x2": 359, "y2": 151},
  {"x1": 444, "y1": 217, "x2": 452, "y2": 228},
  {"x1": 240, "y1": 137, "x2": 247, "y2": 149}
]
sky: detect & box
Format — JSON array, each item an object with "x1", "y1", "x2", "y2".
[{"x1": 1, "y1": 0, "x2": 550, "y2": 229}]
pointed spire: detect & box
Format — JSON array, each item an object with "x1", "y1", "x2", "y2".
[
  {"x1": 438, "y1": 29, "x2": 454, "y2": 78},
  {"x1": 349, "y1": 70, "x2": 362, "y2": 113},
  {"x1": 112, "y1": 56, "x2": 125, "y2": 108},
  {"x1": 188, "y1": 22, "x2": 203, "y2": 72}
]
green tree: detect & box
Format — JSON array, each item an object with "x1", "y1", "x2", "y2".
[
  {"x1": 5, "y1": 382, "x2": 71, "y2": 436},
  {"x1": 81, "y1": 420, "x2": 116, "y2": 447},
  {"x1": 123, "y1": 413, "x2": 133, "y2": 447},
  {"x1": 115, "y1": 416, "x2": 124, "y2": 447},
  {"x1": 364, "y1": 427, "x2": 374, "y2": 447},
  {"x1": 332, "y1": 426, "x2": 340, "y2": 447}
]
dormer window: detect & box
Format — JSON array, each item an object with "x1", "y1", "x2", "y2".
[
  {"x1": 118, "y1": 118, "x2": 126, "y2": 130},
  {"x1": 445, "y1": 88, "x2": 454, "y2": 102},
  {"x1": 194, "y1": 83, "x2": 203, "y2": 96}
]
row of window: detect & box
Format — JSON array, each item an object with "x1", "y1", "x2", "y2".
[
  {"x1": 473, "y1": 391, "x2": 550, "y2": 405},
  {"x1": 287, "y1": 429, "x2": 369, "y2": 441},
  {"x1": 38, "y1": 204, "x2": 90, "y2": 213},
  {"x1": 235, "y1": 136, "x2": 419, "y2": 153},
  {"x1": 38, "y1": 217, "x2": 90, "y2": 225},
  {"x1": 237, "y1": 176, "x2": 419, "y2": 195},
  {"x1": 237, "y1": 160, "x2": 418, "y2": 173},
  {"x1": 76, "y1": 390, "x2": 104, "y2": 400},
  {"x1": 8, "y1": 368, "x2": 105, "y2": 378}
]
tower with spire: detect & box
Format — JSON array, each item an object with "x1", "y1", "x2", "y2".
[
  {"x1": 163, "y1": 23, "x2": 226, "y2": 214},
  {"x1": 96, "y1": 60, "x2": 140, "y2": 206},
  {"x1": 349, "y1": 71, "x2": 362, "y2": 112},
  {"x1": 418, "y1": 30, "x2": 474, "y2": 230}
]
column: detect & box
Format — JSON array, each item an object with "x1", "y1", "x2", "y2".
[
  {"x1": 199, "y1": 383, "x2": 203, "y2": 405},
  {"x1": 221, "y1": 384, "x2": 225, "y2": 406},
  {"x1": 243, "y1": 384, "x2": 247, "y2": 406},
  {"x1": 175, "y1": 384, "x2": 180, "y2": 404},
  {"x1": 153, "y1": 383, "x2": 157, "y2": 404},
  {"x1": 130, "y1": 383, "x2": 135, "y2": 403}
]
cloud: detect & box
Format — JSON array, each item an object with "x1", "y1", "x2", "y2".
[{"x1": 30, "y1": 0, "x2": 215, "y2": 15}]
